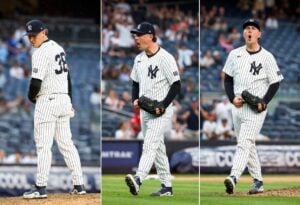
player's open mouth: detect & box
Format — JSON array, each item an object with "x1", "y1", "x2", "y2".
[{"x1": 248, "y1": 35, "x2": 252, "y2": 40}]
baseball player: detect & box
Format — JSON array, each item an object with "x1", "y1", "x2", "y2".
[
  {"x1": 125, "y1": 22, "x2": 181, "y2": 196},
  {"x1": 223, "y1": 19, "x2": 283, "y2": 194},
  {"x1": 22, "y1": 19, "x2": 86, "y2": 199}
]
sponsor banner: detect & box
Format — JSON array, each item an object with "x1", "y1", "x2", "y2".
[
  {"x1": 0, "y1": 166, "x2": 100, "y2": 196},
  {"x1": 102, "y1": 141, "x2": 140, "y2": 168},
  {"x1": 201, "y1": 145, "x2": 300, "y2": 173}
]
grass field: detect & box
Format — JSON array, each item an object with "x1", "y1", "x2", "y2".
[
  {"x1": 102, "y1": 174, "x2": 199, "y2": 205},
  {"x1": 201, "y1": 175, "x2": 300, "y2": 205}
]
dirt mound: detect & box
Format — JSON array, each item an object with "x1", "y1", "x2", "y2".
[{"x1": 0, "y1": 193, "x2": 100, "y2": 205}]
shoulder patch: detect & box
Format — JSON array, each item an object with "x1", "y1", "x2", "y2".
[
  {"x1": 277, "y1": 71, "x2": 282, "y2": 76},
  {"x1": 33, "y1": 68, "x2": 38, "y2": 73},
  {"x1": 173, "y1": 71, "x2": 179, "y2": 76}
]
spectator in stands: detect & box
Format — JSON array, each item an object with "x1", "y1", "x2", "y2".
[
  {"x1": 0, "y1": 149, "x2": 6, "y2": 163},
  {"x1": 21, "y1": 151, "x2": 37, "y2": 164},
  {"x1": 115, "y1": 18, "x2": 135, "y2": 49},
  {"x1": 0, "y1": 39, "x2": 8, "y2": 63},
  {"x1": 119, "y1": 64, "x2": 131, "y2": 82},
  {"x1": 256, "y1": 133, "x2": 270, "y2": 141},
  {"x1": 5, "y1": 149, "x2": 22, "y2": 164},
  {"x1": 102, "y1": 23, "x2": 115, "y2": 53},
  {"x1": 200, "y1": 50, "x2": 215, "y2": 69},
  {"x1": 212, "y1": 50, "x2": 223, "y2": 66},
  {"x1": 9, "y1": 60, "x2": 24, "y2": 80},
  {"x1": 129, "y1": 107, "x2": 141, "y2": 136},
  {"x1": 177, "y1": 43, "x2": 194, "y2": 70},
  {"x1": 182, "y1": 96, "x2": 199, "y2": 139},
  {"x1": 228, "y1": 27, "x2": 241, "y2": 46},
  {"x1": 215, "y1": 118, "x2": 234, "y2": 140},
  {"x1": 218, "y1": 33, "x2": 234, "y2": 53},
  {"x1": 169, "y1": 120, "x2": 185, "y2": 140},
  {"x1": 0, "y1": 64, "x2": 7, "y2": 90},
  {"x1": 121, "y1": 91, "x2": 132, "y2": 111},
  {"x1": 90, "y1": 86, "x2": 101, "y2": 106},
  {"x1": 265, "y1": 14, "x2": 279, "y2": 29},
  {"x1": 115, "y1": 120, "x2": 134, "y2": 139},
  {"x1": 214, "y1": 95, "x2": 233, "y2": 129},
  {"x1": 6, "y1": 30, "x2": 20, "y2": 59},
  {"x1": 105, "y1": 89, "x2": 125, "y2": 110},
  {"x1": 200, "y1": 103, "x2": 209, "y2": 130},
  {"x1": 202, "y1": 112, "x2": 217, "y2": 140}
]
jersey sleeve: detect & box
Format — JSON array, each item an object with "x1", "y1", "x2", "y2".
[
  {"x1": 222, "y1": 51, "x2": 234, "y2": 77},
  {"x1": 161, "y1": 54, "x2": 180, "y2": 84},
  {"x1": 31, "y1": 50, "x2": 47, "y2": 81},
  {"x1": 266, "y1": 53, "x2": 284, "y2": 84},
  {"x1": 130, "y1": 56, "x2": 139, "y2": 83}
]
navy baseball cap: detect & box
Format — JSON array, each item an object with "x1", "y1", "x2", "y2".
[
  {"x1": 243, "y1": 19, "x2": 261, "y2": 31},
  {"x1": 25, "y1": 19, "x2": 46, "y2": 35},
  {"x1": 130, "y1": 22, "x2": 155, "y2": 35}
]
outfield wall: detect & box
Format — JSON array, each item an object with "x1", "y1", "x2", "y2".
[
  {"x1": 0, "y1": 166, "x2": 100, "y2": 196},
  {"x1": 201, "y1": 140, "x2": 300, "y2": 174},
  {"x1": 102, "y1": 139, "x2": 199, "y2": 173}
]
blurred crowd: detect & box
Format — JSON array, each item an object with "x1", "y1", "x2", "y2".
[
  {"x1": 0, "y1": 148, "x2": 37, "y2": 164},
  {"x1": 0, "y1": 20, "x2": 34, "y2": 118},
  {"x1": 102, "y1": 0, "x2": 199, "y2": 140}
]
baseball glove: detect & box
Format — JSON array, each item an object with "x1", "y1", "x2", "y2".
[
  {"x1": 241, "y1": 90, "x2": 266, "y2": 113},
  {"x1": 138, "y1": 95, "x2": 165, "y2": 117}
]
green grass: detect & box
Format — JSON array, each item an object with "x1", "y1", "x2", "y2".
[
  {"x1": 102, "y1": 174, "x2": 199, "y2": 205},
  {"x1": 201, "y1": 175, "x2": 300, "y2": 205}
]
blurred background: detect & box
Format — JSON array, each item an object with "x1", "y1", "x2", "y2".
[
  {"x1": 200, "y1": 0, "x2": 300, "y2": 174},
  {"x1": 101, "y1": 0, "x2": 199, "y2": 175},
  {"x1": 0, "y1": 0, "x2": 100, "y2": 196}
]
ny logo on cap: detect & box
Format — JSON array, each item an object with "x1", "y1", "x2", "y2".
[
  {"x1": 137, "y1": 24, "x2": 141, "y2": 29},
  {"x1": 27, "y1": 25, "x2": 32, "y2": 31}
]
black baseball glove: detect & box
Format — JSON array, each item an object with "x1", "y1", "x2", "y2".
[
  {"x1": 138, "y1": 95, "x2": 165, "y2": 117},
  {"x1": 241, "y1": 90, "x2": 267, "y2": 113}
]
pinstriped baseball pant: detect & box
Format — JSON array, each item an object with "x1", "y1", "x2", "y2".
[
  {"x1": 136, "y1": 109, "x2": 173, "y2": 187},
  {"x1": 230, "y1": 104, "x2": 267, "y2": 181},
  {"x1": 34, "y1": 94, "x2": 84, "y2": 187}
]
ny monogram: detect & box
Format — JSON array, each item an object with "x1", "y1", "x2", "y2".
[
  {"x1": 148, "y1": 65, "x2": 159, "y2": 79},
  {"x1": 250, "y1": 61, "x2": 262, "y2": 75}
]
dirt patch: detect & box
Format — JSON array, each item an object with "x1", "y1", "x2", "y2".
[
  {"x1": 227, "y1": 187, "x2": 300, "y2": 197},
  {"x1": 0, "y1": 193, "x2": 100, "y2": 205}
]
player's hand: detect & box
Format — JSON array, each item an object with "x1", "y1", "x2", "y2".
[
  {"x1": 257, "y1": 102, "x2": 266, "y2": 112},
  {"x1": 133, "y1": 99, "x2": 139, "y2": 108},
  {"x1": 233, "y1": 96, "x2": 244, "y2": 108},
  {"x1": 155, "y1": 107, "x2": 161, "y2": 115}
]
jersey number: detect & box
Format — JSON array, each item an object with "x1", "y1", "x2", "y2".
[{"x1": 55, "y1": 52, "x2": 68, "y2": 74}]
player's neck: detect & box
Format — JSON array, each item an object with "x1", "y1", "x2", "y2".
[
  {"x1": 246, "y1": 43, "x2": 260, "y2": 52},
  {"x1": 145, "y1": 43, "x2": 159, "y2": 56}
]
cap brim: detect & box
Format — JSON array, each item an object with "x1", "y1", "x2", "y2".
[
  {"x1": 130, "y1": 29, "x2": 147, "y2": 34},
  {"x1": 23, "y1": 32, "x2": 39, "y2": 36}
]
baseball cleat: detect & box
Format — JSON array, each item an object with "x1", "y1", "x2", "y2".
[
  {"x1": 125, "y1": 174, "x2": 141, "y2": 195},
  {"x1": 23, "y1": 185, "x2": 47, "y2": 199},
  {"x1": 249, "y1": 179, "x2": 264, "y2": 194},
  {"x1": 224, "y1": 176, "x2": 236, "y2": 194},
  {"x1": 150, "y1": 184, "x2": 173, "y2": 196},
  {"x1": 70, "y1": 185, "x2": 86, "y2": 195}
]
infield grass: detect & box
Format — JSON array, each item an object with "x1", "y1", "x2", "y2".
[
  {"x1": 201, "y1": 175, "x2": 300, "y2": 205},
  {"x1": 102, "y1": 174, "x2": 199, "y2": 205}
]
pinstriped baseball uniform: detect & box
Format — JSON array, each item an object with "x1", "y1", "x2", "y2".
[
  {"x1": 130, "y1": 47, "x2": 180, "y2": 187},
  {"x1": 223, "y1": 45, "x2": 283, "y2": 181},
  {"x1": 31, "y1": 40, "x2": 84, "y2": 186}
]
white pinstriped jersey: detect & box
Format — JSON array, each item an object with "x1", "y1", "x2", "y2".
[
  {"x1": 31, "y1": 40, "x2": 69, "y2": 96},
  {"x1": 223, "y1": 46, "x2": 284, "y2": 98},
  {"x1": 130, "y1": 47, "x2": 180, "y2": 105}
]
